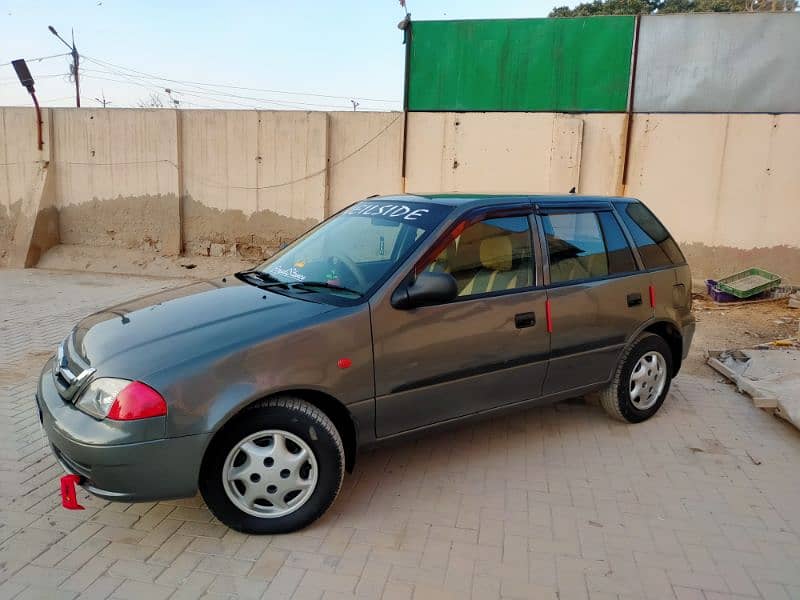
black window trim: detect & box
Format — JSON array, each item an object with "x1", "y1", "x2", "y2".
[
  {"x1": 534, "y1": 200, "x2": 613, "y2": 213},
  {"x1": 609, "y1": 203, "x2": 646, "y2": 271}
]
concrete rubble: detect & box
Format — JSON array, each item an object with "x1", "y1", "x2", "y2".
[
  {"x1": 788, "y1": 291, "x2": 800, "y2": 309},
  {"x1": 707, "y1": 344, "x2": 800, "y2": 432}
]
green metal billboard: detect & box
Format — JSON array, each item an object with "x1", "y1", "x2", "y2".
[{"x1": 407, "y1": 17, "x2": 635, "y2": 112}]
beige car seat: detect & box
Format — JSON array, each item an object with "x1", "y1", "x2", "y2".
[{"x1": 459, "y1": 234, "x2": 528, "y2": 296}]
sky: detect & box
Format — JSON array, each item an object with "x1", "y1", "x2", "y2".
[{"x1": 0, "y1": 0, "x2": 556, "y2": 111}]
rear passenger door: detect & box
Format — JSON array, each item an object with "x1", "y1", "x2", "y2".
[{"x1": 538, "y1": 205, "x2": 653, "y2": 396}]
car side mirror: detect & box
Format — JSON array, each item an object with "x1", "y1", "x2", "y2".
[{"x1": 391, "y1": 272, "x2": 458, "y2": 309}]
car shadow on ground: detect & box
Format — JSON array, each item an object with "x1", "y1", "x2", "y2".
[{"x1": 298, "y1": 395, "x2": 633, "y2": 536}]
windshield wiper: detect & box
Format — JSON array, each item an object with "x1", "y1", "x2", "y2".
[
  {"x1": 234, "y1": 270, "x2": 286, "y2": 288},
  {"x1": 287, "y1": 281, "x2": 363, "y2": 296},
  {"x1": 235, "y1": 271, "x2": 362, "y2": 297}
]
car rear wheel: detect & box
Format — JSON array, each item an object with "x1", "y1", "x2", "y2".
[
  {"x1": 599, "y1": 333, "x2": 673, "y2": 423},
  {"x1": 199, "y1": 397, "x2": 344, "y2": 534}
]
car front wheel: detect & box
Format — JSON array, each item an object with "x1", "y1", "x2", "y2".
[
  {"x1": 199, "y1": 397, "x2": 344, "y2": 534},
  {"x1": 599, "y1": 332, "x2": 673, "y2": 423}
]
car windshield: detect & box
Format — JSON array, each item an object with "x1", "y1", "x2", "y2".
[{"x1": 249, "y1": 200, "x2": 453, "y2": 300}]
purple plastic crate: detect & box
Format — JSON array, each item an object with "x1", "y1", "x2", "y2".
[{"x1": 705, "y1": 279, "x2": 767, "y2": 303}]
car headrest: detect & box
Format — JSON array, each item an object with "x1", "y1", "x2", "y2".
[{"x1": 480, "y1": 236, "x2": 513, "y2": 272}]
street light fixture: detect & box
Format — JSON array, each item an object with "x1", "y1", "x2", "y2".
[{"x1": 11, "y1": 59, "x2": 44, "y2": 150}]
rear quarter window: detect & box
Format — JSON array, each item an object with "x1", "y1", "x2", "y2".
[
  {"x1": 614, "y1": 202, "x2": 685, "y2": 269},
  {"x1": 597, "y1": 212, "x2": 637, "y2": 275}
]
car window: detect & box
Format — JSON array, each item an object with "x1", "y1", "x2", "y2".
[
  {"x1": 333, "y1": 219, "x2": 403, "y2": 263},
  {"x1": 597, "y1": 212, "x2": 638, "y2": 275},
  {"x1": 425, "y1": 216, "x2": 533, "y2": 297},
  {"x1": 543, "y1": 212, "x2": 612, "y2": 284},
  {"x1": 614, "y1": 202, "x2": 685, "y2": 269}
]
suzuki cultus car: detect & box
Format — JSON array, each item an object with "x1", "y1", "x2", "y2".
[{"x1": 38, "y1": 194, "x2": 694, "y2": 533}]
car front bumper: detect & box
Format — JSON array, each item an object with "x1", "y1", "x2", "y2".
[{"x1": 37, "y1": 358, "x2": 211, "y2": 502}]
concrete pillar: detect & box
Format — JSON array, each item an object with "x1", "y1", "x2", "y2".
[{"x1": 7, "y1": 108, "x2": 60, "y2": 268}]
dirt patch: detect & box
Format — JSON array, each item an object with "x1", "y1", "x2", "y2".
[
  {"x1": 58, "y1": 193, "x2": 181, "y2": 255},
  {"x1": 686, "y1": 293, "x2": 800, "y2": 376},
  {"x1": 182, "y1": 195, "x2": 317, "y2": 260},
  {"x1": 0, "y1": 199, "x2": 23, "y2": 266}
]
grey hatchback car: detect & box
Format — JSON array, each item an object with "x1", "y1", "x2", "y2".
[{"x1": 38, "y1": 194, "x2": 694, "y2": 533}]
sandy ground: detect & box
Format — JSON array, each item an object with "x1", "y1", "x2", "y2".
[{"x1": 37, "y1": 244, "x2": 258, "y2": 280}]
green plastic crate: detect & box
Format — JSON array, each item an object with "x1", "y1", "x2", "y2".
[{"x1": 717, "y1": 268, "x2": 782, "y2": 299}]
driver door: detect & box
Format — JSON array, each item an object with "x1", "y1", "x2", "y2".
[{"x1": 370, "y1": 210, "x2": 551, "y2": 438}]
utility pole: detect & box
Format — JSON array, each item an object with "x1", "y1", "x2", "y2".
[
  {"x1": 94, "y1": 90, "x2": 111, "y2": 108},
  {"x1": 48, "y1": 25, "x2": 80, "y2": 107},
  {"x1": 350, "y1": 99, "x2": 360, "y2": 111}
]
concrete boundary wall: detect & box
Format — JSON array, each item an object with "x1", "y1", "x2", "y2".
[
  {"x1": 50, "y1": 108, "x2": 181, "y2": 254},
  {"x1": 179, "y1": 110, "x2": 327, "y2": 258},
  {"x1": 405, "y1": 112, "x2": 625, "y2": 197},
  {"x1": 624, "y1": 113, "x2": 800, "y2": 282},
  {"x1": 328, "y1": 112, "x2": 404, "y2": 214},
  {"x1": 1, "y1": 107, "x2": 799, "y2": 281}
]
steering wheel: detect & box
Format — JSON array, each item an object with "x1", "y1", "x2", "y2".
[{"x1": 333, "y1": 253, "x2": 368, "y2": 290}]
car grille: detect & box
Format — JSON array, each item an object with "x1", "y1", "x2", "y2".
[{"x1": 52, "y1": 337, "x2": 96, "y2": 403}]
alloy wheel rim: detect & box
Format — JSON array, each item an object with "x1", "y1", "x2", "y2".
[
  {"x1": 629, "y1": 351, "x2": 667, "y2": 410},
  {"x1": 222, "y1": 429, "x2": 318, "y2": 518}
]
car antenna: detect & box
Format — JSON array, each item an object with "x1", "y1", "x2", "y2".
[{"x1": 568, "y1": 187, "x2": 576, "y2": 194}]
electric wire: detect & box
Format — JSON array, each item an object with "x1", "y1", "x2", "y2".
[
  {"x1": 39, "y1": 95, "x2": 77, "y2": 103},
  {"x1": 0, "y1": 72, "x2": 70, "y2": 84},
  {"x1": 80, "y1": 62, "x2": 386, "y2": 109},
  {"x1": 0, "y1": 52, "x2": 71, "y2": 68},
  {"x1": 80, "y1": 54, "x2": 399, "y2": 104},
  {"x1": 81, "y1": 73, "x2": 319, "y2": 110},
  {"x1": 3, "y1": 52, "x2": 398, "y2": 110},
  {"x1": 82, "y1": 67, "x2": 390, "y2": 111}
]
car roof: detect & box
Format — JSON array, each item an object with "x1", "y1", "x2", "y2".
[{"x1": 370, "y1": 193, "x2": 638, "y2": 210}]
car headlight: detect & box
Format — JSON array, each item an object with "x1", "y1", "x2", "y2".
[
  {"x1": 76, "y1": 378, "x2": 167, "y2": 421},
  {"x1": 76, "y1": 378, "x2": 130, "y2": 419}
]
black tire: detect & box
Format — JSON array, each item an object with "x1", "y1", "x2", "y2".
[
  {"x1": 199, "y1": 396, "x2": 344, "y2": 534},
  {"x1": 600, "y1": 333, "x2": 673, "y2": 423}
]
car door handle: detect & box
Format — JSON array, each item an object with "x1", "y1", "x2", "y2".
[
  {"x1": 514, "y1": 312, "x2": 536, "y2": 329},
  {"x1": 627, "y1": 292, "x2": 642, "y2": 307}
]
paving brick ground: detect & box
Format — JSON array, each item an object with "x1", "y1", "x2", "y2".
[{"x1": 2, "y1": 268, "x2": 800, "y2": 600}]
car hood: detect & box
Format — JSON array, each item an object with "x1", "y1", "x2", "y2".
[{"x1": 70, "y1": 278, "x2": 338, "y2": 377}]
